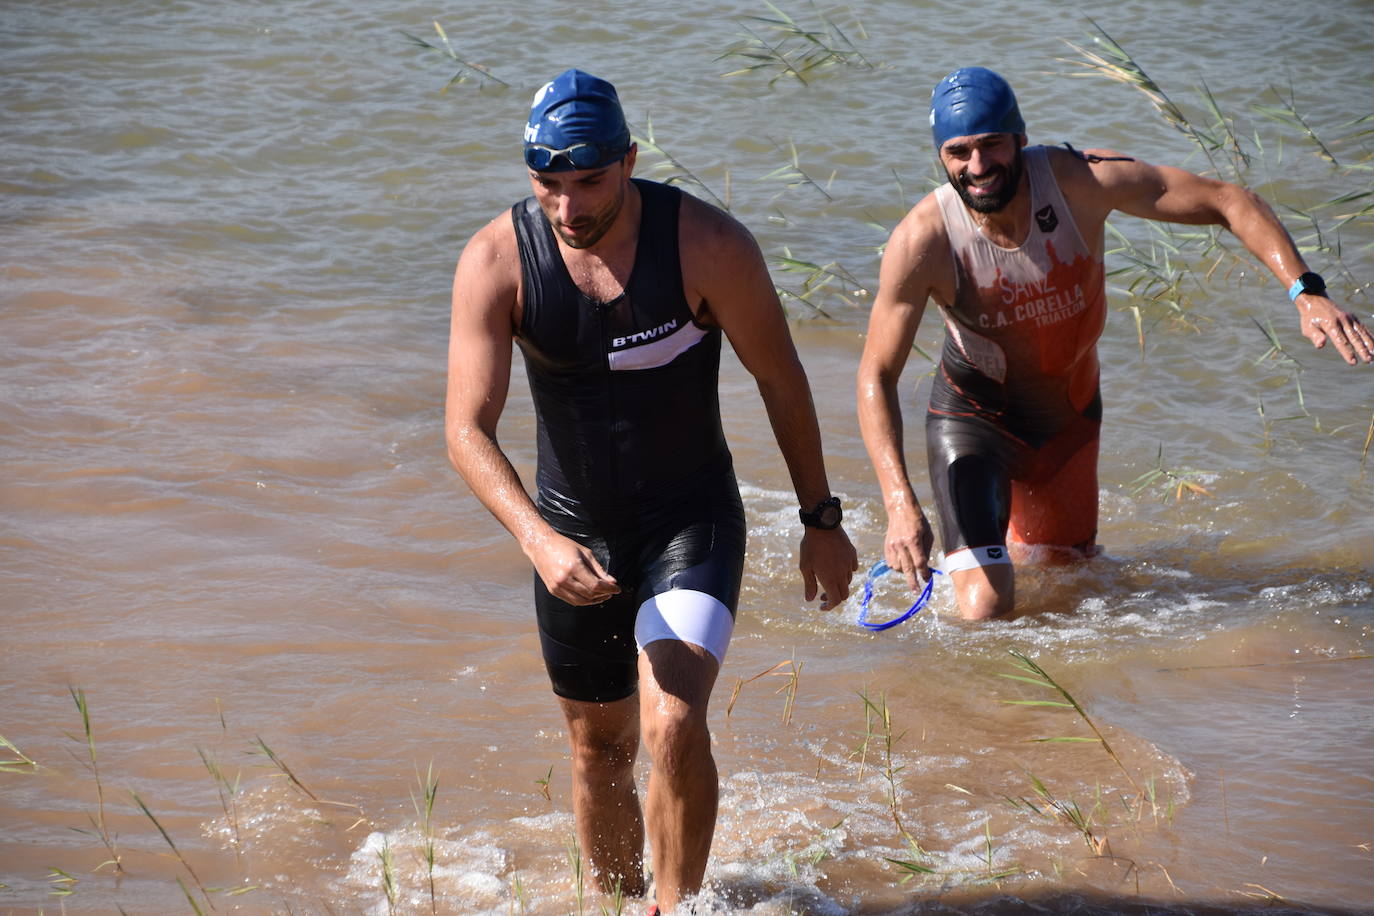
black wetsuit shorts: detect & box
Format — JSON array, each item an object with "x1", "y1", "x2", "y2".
[
  {"x1": 926, "y1": 388, "x2": 1102, "y2": 560},
  {"x1": 533, "y1": 459, "x2": 746, "y2": 703}
]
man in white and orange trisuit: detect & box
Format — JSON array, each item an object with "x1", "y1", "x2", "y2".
[{"x1": 858, "y1": 67, "x2": 1372, "y2": 620}]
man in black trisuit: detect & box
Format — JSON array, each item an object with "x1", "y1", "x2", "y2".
[{"x1": 446, "y1": 70, "x2": 857, "y2": 913}]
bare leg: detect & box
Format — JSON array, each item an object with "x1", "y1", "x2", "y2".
[
  {"x1": 637, "y1": 639, "x2": 720, "y2": 913},
  {"x1": 557, "y1": 693, "x2": 647, "y2": 899},
  {"x1": 949, "y1": 562, "x2": 1015, "y2": 620}
]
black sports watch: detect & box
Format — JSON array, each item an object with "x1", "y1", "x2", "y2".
[
  {"x1": 799, "y1": 496, "x2": 842, "y2": 530},
  {"x1": 1288, "y1": 271, "x2": 1327, "y2": 302}
]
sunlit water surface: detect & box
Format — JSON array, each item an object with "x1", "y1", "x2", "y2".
[{"x1": 2, "y1": 1, "x2": 1371, "y2": 913}]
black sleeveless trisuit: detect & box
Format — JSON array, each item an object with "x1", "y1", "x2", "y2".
[{"x1": 512, "y1": 179, "x2": 746, "y2": 702}]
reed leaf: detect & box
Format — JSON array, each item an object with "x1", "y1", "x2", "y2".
[
  {"x1": 131, "y1": 790, "x2": 213, "y2": 907},
  {"x1": 718, "y1": 1, "x2": 874, "y2": 86},
  {"x1": 1000, "y1": 651, "x2": 1139, "y2": 793},
  {"x1": 401, "y1": 21, "x2": 508, "y2": 90},
  {"x1": 0, "y1": 732, "x2": 37, "y2": 772},
  {"x1": 630, "y1": 118, "x2": 728, "y2": 211}
]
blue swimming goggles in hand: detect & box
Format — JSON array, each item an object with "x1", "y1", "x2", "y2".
[{"x1": 857, "y1": 560, "x2": 942, "y2": 631}]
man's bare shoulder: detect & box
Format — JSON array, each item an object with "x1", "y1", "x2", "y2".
[
  {"x1": 676, "y1": 190, "x2": 771, "y2": 300},
  {"x1": 460, "y1": 209, "x2": 519, "y2": 271},
  {"x1": 872, "y1": 191, "x2": 954, "y2": 310},
  {"x1": 1046, "y1": 143, "x2": 1155, "y2": 191},
  {"x1": 885, "y1": 191, "x2": 950, "y2": 265},
  {"x1": 677, "y1": 190, "x2": 759, "y2": 257},
  {"x1": 454, "y1": 208, "x2": 521, "y2": 319}
]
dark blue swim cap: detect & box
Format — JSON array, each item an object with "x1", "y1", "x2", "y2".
[
  {"x1": 523, "y1": 69, "x2": 631, "y2": 172},
  {"x1": 930, "y1": 67, "x2": 1025, "y2": 150}
]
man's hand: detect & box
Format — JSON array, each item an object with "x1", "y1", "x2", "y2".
[
  {"x1": 800, "y1": 526, "x2": 859, "y2": 611},
  {"x1": 1297, "y1": 296, "x2": 1374, "y2": 365},
  {"x1": 526, "y1": 532, "x2": 620, "y2": 606},
  {"x1": 884, "y1": 505, "x2": 935, "y2": 594}
]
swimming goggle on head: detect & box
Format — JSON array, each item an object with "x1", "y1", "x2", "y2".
[
  {"x1": 523, "y1": 140, "x2": 629, "y2": 172},
  {"x1": 523, "y1": 68, "x2": 631, "y2": 173}
]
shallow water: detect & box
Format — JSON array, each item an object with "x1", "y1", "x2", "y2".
[{"x1": 2, "y1": 0, "x2": 1372, "y2": 913}]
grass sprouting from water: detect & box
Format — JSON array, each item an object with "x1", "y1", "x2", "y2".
[
  {"x1": 1000, "y1": 651, "x2": 1140, "y2": 794},
  {"x1": 197, "y1": 745, "x2": 243, "y2": 854},
  {"x1": 1128, "y1": 444, "x2": 1213, "y2": 502},
  {"x1": 401, "y1": 21, "x2": 508, "y2": 91},
  {"x1": 718, "y1": 1, "x2": 874, "y2": 86},
  {"x1": 0, "y1": 732, "x2": 38, "y2": 772},
  {"x1": 411, "y1": 761, "x2": 440, "y2": 913},
  {"x1": 631, "y1": 118, "x2": 729, "y2": 211},
  {"x1": 727, "y1": 656, "x2": 803, "y2": 725},
  {"x1": 131, "y1": 789, "x2": 213, "y2": 908},
  {"x1": 378, "y1": 834, "x2": 399, "y2": 915},
  {"x1": 66, "y1": 687, "x2": 124, "y2": 875}
]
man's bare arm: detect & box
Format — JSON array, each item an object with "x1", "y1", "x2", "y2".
[
  {"x1": 1078, "y1": 152, "x2": 1373, "y2": 365},
  {"x1": 445, "y1": 217, "x2": 619, "y2": 605},
  {"x1": 856, "y1": 196, "x2": 944, "y2": 588},
  {"x1": 681, "y1": 197, "x2": 857, "y2": 609}
]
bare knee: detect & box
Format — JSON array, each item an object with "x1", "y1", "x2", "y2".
[
  {"x1": 561, "y1": 699, "x2": 640, "y2": 779},
  {"x1": 573, "y1": 732, "x2": 637, "y2": 775},
  {"x1": 951, "y1": 565, "x2": 1014, "y2": 620},
  {"x1": 958, "y1": 590, "x2": 1012, "y2": 620},
  {"x1": 641, "y1": 705, "x2": 710, "y2": 779}
]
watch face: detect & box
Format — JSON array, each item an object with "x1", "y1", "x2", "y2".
[{"x1": 801, "y1": 497, "x2": 842, "y2": 529}]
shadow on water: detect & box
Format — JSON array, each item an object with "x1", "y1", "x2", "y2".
[
  {"x1": 942, "y1": 891, "x2": 1367, "y2": 915},
  {"x1": 713, "y1": 883, "x2": 1370, "y2": 915}
]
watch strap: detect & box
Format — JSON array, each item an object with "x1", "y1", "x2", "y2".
[
  {"x1": 799, "y1": 496, "x2": 842, "y2": 530},
  {"x1": 1288, "y1": 272, "x2": 1326, "y2": 302}
]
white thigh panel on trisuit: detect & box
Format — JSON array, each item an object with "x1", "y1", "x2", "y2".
[{"x1": 634, "y1": 589, "x2": 735, "y2": 663}]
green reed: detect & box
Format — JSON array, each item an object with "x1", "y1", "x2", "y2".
[
  {"x1": 0, "y1": 732, "x2": 37, "y2": 772},
  {"x1": 1062, "y1": 18, "x2": 1234, "y2": 178},
  {"x1": 508, "y1": 869, "x2": 529, "y2": 915},
  {"x1": 252, "y1": 735, "x2": 365, "y2": 832},
  {"x1": 631, "y1": 118, "x2": 729, "y2": 212},
  {"x1": 411, "y1": 761, "x2": 440, "y2": 913},
  {"x1": 565, "y1": 833, "x2": 586, "y2": 916},
  {"x1": 131, "y1": 789, "x2": 214, "y2": 908},
  {"x1": 401, "y1": 21, "x2": 508, "y2": 92},
  {"x1": 1253, "y1": 81, "x2": 1338, "y2": 166},
  {"x1": 252, "y1": 735, "x2": 318, "y2": 801},
  {"x1": 48, "y1": 866, "x2": 78, "y2": 898},
  {"x1": 67, "y1": 687, "x2": 123, "y2": 875},
  {"x1": 853, "y1": 690, "x2": 915, "y2": 842},
  {"x1": 1003, "y1": 771, "x2": 1105, "y2": 853},
  {"x1": 1128, "y1": 444, "x2": 1213, "y2": 503},
  {"x1": 378, "y1": 834, "x2": 398, "y2": 915},
  {"x1": 883, "y1": 835, "x2": 937, "y2": 882},
  {"x1": 772, "y1": 249, "x2": 872, "y2": 320},
  {"x1": 718, "y1": 1, "x2": 874, "y2": 86},
  {"x1": 764, "y1": 139, "x2": 835, "y2": 201},
  {"x1": 1000, "y1": 651, "x2": 1139, "y2": 794},
  {"x1": 197, "y1": 745, "x2": 243, "y2": 854},
  {"x1": 1068, "y1": 18, "x2": 1373, "y2": 454}
]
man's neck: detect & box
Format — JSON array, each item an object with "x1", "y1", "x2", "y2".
[
  {"x1": 559, "y1": 180, "x2": 642, "y2": 301},
  {"x1": 966, "y1": 175, "x2": 1031, "y2": 248}
]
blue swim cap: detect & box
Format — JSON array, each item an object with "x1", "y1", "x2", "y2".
[
  {"x1": 930, "y1": 67, "x2": 1025, "y2": 150},
  {"x1": 523, "y1": 69, "x2": 631, "y2": 172}
]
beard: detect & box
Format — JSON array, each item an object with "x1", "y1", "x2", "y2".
[
  {"x1": 949, "y1": 145, "x2": 1024, "y2": 214},
  {"x1": 549, "y1": 181, "x2": 626, "y2": 250}
]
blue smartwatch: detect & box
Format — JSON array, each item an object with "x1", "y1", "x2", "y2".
[{"x1": 1288, "y1": 272, "x2": 1327, "y2": 302}]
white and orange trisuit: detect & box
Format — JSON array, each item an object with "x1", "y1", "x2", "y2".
[{"x1": 927, "y1": 144, "x2": 1108, "y2": 572}]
